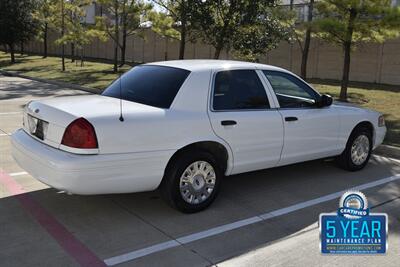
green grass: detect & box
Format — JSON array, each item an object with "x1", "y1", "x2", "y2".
[
  {"x1": 0, "y1": 51, "x2": 132, "y2": 89},
  {"x1": 1, "y1": 52, "x2": 399, "y2": 146}
]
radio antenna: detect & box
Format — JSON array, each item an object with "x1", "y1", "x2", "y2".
[{"x1": 118, "y1": 72, "x2": 124, "y2": 122}]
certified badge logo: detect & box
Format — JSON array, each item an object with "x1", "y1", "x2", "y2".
[
  {"x1": 319, "y1": 190, "x2": 387, "y2": 254},
  {"x1": 338, "y1": 191, "x2": 369, "y2": 219}
]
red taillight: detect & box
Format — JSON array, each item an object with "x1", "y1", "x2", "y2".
[{"x1": 61, "y1": 118, "x2": 98, "y2": 149}]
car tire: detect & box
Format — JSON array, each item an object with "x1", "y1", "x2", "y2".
[
  {"x1": 160, "y1": 150, "x2": 222, "y2": 213},
  {"x1": 337, "y1": 126, "x2": 372, "y2": 171}
]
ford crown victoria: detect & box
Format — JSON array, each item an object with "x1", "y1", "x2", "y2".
[{"x1": 11, "y1": 60, "x2": 386, "y2": 212}]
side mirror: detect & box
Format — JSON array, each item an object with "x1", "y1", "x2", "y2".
[{"x1": 317, "y1": 94, "x2": 333, "y2": 108}]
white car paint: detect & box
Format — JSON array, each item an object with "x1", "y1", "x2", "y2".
[{"x1": 11, "y1": 60, "x2": 386, "y2": 195}]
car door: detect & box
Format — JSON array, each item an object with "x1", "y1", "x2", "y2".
[
  {"x1": 207, "y1": 69, "x2": 284, "y2": 175},
  {"x1": 261, "y1": 70, "x2": 341, "y2": 166}
]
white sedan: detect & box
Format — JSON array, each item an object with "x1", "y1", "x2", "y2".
[{"x1": 11, "y1": 60, "x2": 386, "y2": 212}]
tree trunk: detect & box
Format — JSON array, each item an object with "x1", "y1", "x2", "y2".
[
  {"x1": 179, "y1": 27, "x2": 186, "y2": 60},
  {"x1": 178, "y1": 2, "x2": 187, "y2": 59},
  {"x1": 212, "y1": 7, "x2": 231, "y2": 61},
  {"x1": 113, "y1": 43, "x2": 118, "y2": 72},
  {"x1": 120, "y1": 30, "x2": 126, "y2": 67},
  {"x1": 341, "y1": 42, "x2": 351, "y2": 101},
  {"x1": 289, "y1": 0, "x2": 295, "y2": 69},
  {"x1": 300, "y1": 30, "x2": 311, "y2": 79},
  {"x1": 71, "y1": 43, "x2": 75, "y2": 62},
  {"x1": 119, "y1": 2, "x2": 127, "y2": 67},
  {"x1": 62, "y1": 44, "x2": 65, "y2": 71},
  {"x1": 113, "y1": 1, "x2": 119, "y2": 73},
  {"x1": 164, "y1": 37, "x2": 168, "y2": 60},
  {"x1": 20, "y1": 42, "x2": 24, "y2": 55},
  {"x1": 61, "y1": 0, "x2": 65, "y2": 71},
  {"x1": 300, "y1": 0, "x2": 314, "y2": 79},
  {"x1": 340, "y1": 8, "x2": 356, "y2": 101},
  {"x1": 43, "y1": 23, "x2": 48, "y2": 58},
  {"x1": 214, "y1": 44, "x2": 223, "y2": 59},
  {"x1": 70, "y1": 3, "x2": 74, "y2": 63},
  {"x1": 9, "y1": 44, "x2": 15, "y2": 63},
  {"x1": 81, "y1": 48, "x2": 84, "y2": 67}
]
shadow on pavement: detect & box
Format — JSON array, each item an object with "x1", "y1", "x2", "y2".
[
  {"x1": 1, "y1": 157, "x2": 399, "y2": 266},
  {"x1": 0, "y1": 77, "x2": 88, "y2": 101}
]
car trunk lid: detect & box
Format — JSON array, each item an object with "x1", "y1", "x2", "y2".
[{"x1": 23, "y1": 94, "x2": 162, "y2": 153}]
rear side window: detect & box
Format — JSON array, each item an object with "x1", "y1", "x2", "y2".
[
  {"x1": 102, "y1": 65, "x2": 190, "y2": 109},
  {"x1": 213, "y1": 70, "x2": 270, "y2": 111}
]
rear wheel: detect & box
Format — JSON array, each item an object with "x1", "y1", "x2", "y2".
[
  {"x1": 337, "y1": 126, "x2": 372, "y2": 171},
  {"x1": 160, "y1": 150, "x2": 222, "y2": 213}
]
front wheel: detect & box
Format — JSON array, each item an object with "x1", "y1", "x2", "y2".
[
  {"x1": 337, "y1": 127, "x2": 372, "y2": 171},
  {"x1": 160, "y1": 150, "x2": 222, "y2": 213}
]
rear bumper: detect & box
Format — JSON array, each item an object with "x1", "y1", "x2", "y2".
[{"x1": 11, "y1": 129, "x2": 174, "y2": 194}]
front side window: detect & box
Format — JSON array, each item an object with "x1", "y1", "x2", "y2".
[
  {"x1": 102, "y1": 65, "x2": 190, "y2": 109},
  {"x1": 213, "y1": 70, "x2": 270, "y2": 111},
  {"x1": 263, "y1": 71, "x2": 320, "y2": 108}
]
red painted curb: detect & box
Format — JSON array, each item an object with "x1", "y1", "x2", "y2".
[{"x1": 0, "y1": 170, "x2": 106, "y2": 267}]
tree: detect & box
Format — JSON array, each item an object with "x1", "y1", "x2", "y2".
[
  {"x1": 0, "y1": 0, "x2": 39, "y2": 63},
  {"x1": 49, "y1": 0, "x2": 68, "y2": 71},
  {"x1": 292, "y1": 0, "x2": 315, "y2": 79},
  {"x1": 61, "y1": 0, "x2": 66, "y2": 71},
  {"x1": 150, "y1": 0, "x2": 196, "y2": 59},
  {"x1": 148, "y1": 10, "x2": 180, "y2": 60},
  {"x1": 57, "y1": 1, "x2": 107, "y2": 67},
  {"x1": 97, "y1": 0, "x2": 151, "y2": 71},
  {"x1": 314, "y1": 0, "x2": 400, "y2": 101},
  {"x1": 69, "y1": 0, "x2": 77, "y2": 62},
  {"x1": 192, "y1": 0, "x2": 291, "y2": 60},
  {"x1": 120, "y1": 1, "x2": 151, "y2": 66},
  {"x1": 300, "y1": 0, "x2": 315, "y2": 79},
  {"x1": 33, "y1": 0, "x2": 53, "y2": 58}
]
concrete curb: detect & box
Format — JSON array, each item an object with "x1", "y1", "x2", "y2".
[
  {"x1": 0, "y1": 70, "x2": 100, "y2": 94},
  {"x1": 374, "y1": 144, "x2": 400, "y2": 160}
]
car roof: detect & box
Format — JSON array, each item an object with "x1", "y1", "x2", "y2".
[{"x1": 145, "y1": 59, "x2": 286, "y2": 72}]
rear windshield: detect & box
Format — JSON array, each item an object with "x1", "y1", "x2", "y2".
[{"x1": 102, "y1": 65, "x2": 190, "y2": 109}]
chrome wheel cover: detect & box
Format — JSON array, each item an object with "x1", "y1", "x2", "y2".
[
  {"x1": 179, "y1": 161, "x2": 216, "y2": 204},
  {"x1": 351, "y1": 135, "x2": 370, "y2": 165}
]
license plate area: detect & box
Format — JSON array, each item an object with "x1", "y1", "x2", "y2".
[{"x1": 27, "y1": 114, "x2": 48, "y2": 140}]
